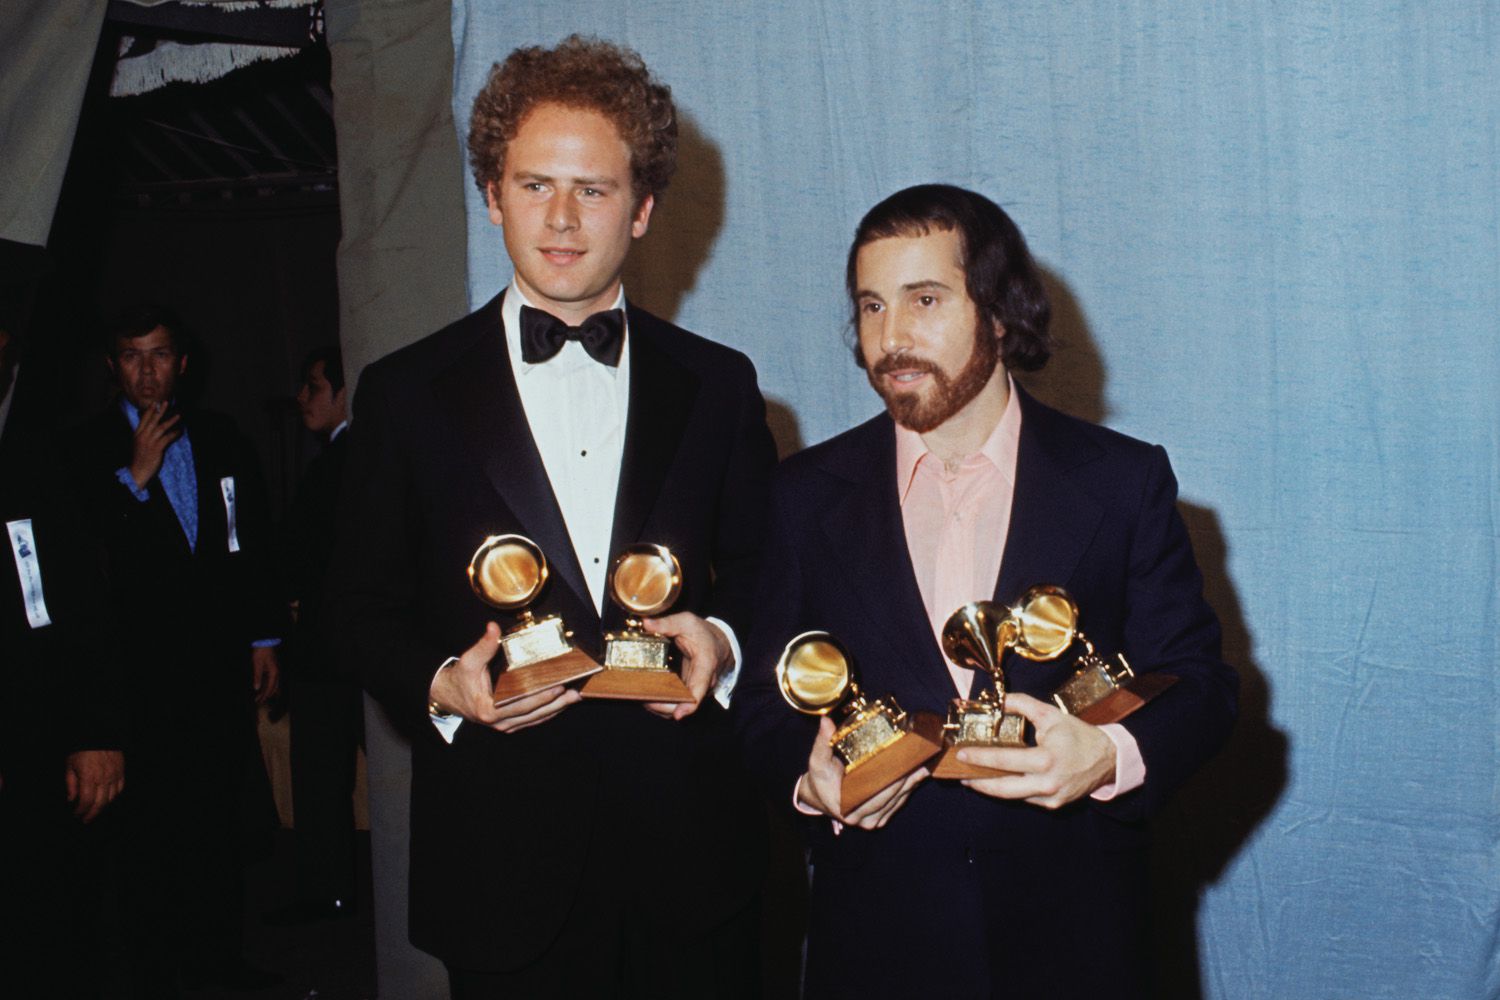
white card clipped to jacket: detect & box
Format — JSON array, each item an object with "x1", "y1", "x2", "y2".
[
  {"x1": 220, "y1": 476, "x2": 241, "y2": 553},
  {"x1": 6, "y1": 518, "x2": 53, "y2": 629}
]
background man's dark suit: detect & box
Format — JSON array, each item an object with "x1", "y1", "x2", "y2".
[
  {"x1": 329, "y1": 293, "x2": 777, "y2": 975},
  {"x1": 70, "y1": 403, "x2": 282, "y2": 976},
  {"x1": 280, "y1": 427, "x2": 361, "y2": 910},
  {"x1": 0, "y1": 380, "x2": 123, "y2": 995},
  {"x1": 734, "y1": 388, "x2": 1238, "y2": 999}
]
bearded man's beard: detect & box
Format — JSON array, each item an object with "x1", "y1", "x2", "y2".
[{"x1": 868, "y1": 322, "x2": 999, "y2": 433}]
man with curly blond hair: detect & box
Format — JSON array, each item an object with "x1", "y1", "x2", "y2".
[{"x1": 331, "y1": 35, "x2": 775, "y2": 998}]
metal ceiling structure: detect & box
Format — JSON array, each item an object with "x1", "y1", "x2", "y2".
[{"x1": 102, "y1": 1, "x2": 336, "y2": 207}]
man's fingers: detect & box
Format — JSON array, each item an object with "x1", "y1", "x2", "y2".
[
  {"x1": 997, "y1": 691, "x2": 1056, "y2": 729},
  {"x1": 495, "y1": 688, "x2": 581, "y2": 732},
  {"x1": 844, "y1": 766, "x2": 927, "y2": 827},
  {"x1": 65, "y1": 768, "x2": 78, "y2": 802},
  {"x1": 956, "y1": 744, "x2": 1042, "y2": 775}
]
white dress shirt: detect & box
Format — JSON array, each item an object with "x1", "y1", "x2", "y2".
[{"x1": 431, "y1": 286, "x2": 739, "y2": 740}]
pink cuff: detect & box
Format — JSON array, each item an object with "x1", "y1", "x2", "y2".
[{"x1": 1089, "y1": 723, "x2": 1146, "y2": 801}]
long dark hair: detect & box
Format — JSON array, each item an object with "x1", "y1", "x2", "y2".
[{"x1": 846, "y1": 184, "x2": 1052, "y2": 371}]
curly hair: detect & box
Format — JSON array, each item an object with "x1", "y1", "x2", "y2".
[
  {"x1": 468, "y1": 35, "x2": 678, "y2": 205},
  {"x1": 846, "y1": 184, "x2": 1053, "y2": 372}
]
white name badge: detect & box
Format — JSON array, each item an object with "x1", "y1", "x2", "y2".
[
  {"x1": 6, "y1": 518, "x2": 53, "y2": 629},
  {"x1": 220, "y1": 476, "x2": 241, "y2": 553}
]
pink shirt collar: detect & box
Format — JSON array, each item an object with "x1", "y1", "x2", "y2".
[{"x1": 894, "y1": 374, "x2": 1022, "y2": 504}]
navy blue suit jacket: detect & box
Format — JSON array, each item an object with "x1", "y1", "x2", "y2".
[{"x1": 733, "y1": 387, "x2": 1237, "y2": 999}]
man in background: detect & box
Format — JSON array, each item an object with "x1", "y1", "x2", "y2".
[
  {"x1": 271, "y1": 344, "x2": 360, "y2": 924},
  {"x1": 70, "y1": 305, "x2": 284, "y2": 997},
  {"x1": 1, "y1": 319, "x2": 125, "y2": 998}
]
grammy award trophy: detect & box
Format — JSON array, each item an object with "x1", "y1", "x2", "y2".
[
  {"x1": 776, "y1": 631, "x2": 943, "y2": 813},
  {"x1": 468, "y1": 534, "x2": 602, "y2": 706},
  {"x1": 930, "y1": 586, "x2": 1078, "y2": 779},
  {"x1": 579, "y1": 544, "x2": 695, "y2": 703}
]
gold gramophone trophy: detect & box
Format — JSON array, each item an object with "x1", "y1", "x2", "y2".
[
  {"x1": 468, "y1": 534, "x2": 602, "y2": 706},
  {"x1": 579, "y1": 544, "x2": 695, "y2": 703},
  {"x1": 931, "y1": 586, "x2": 1079, "y2": 779},
  {"x1": 1043, "y1": 591, "x2": 1178, "y2": 725},
  {"x1": 776, "y1": 631, "x2": 944, "y2": 813}
]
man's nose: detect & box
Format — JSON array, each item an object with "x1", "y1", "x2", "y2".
[
  {"x1": 545, "y1": 193, "x2": 579, "y2": 232},
  {"x1": 881, "y1": 311, "x2": 914, "y2": 356}
]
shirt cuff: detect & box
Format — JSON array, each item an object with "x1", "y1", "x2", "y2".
[
  {"x1": 114, "y1": 467, "x2": 149, "y2": 501},
  {"x1": 252, "y1": 638, "x2": 281, "y2": 648},
  {"x1": 1089, "y1": 723, "x2": 1146, "y2": 801},
  {"x1": 428, "y1": 657, "x2": 462, "y2": 744},
  {"x1": 705, "y1": 615, "x2": 740, "y2": 709}
]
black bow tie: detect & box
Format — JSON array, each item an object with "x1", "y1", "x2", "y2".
[{"x1": 519, "y1": 305, "x2": 624, "y2": 367}]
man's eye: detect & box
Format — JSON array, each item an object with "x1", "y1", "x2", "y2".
[
  {"x1": 916, "y1": 295, "x2": 937, "y2": 307},
  {"x1": 581, "y1": 188, "x2": 603, "y2": 198},
  {"x1": 859, "y1": 302, "x2": 883, "y2": 315}
]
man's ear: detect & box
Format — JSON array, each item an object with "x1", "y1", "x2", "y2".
[
  {"x1": 176, "y1": 354, "x2": 188, "y2": 377},
  {"x1": 486, "y1": 182, "x2": 504, "y2": 227},
  {"x1": 631, "y1": 193, "x2": 655, "y2": 239}
]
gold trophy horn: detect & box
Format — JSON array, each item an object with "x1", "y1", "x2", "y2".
[
  {"x1": 931, "y1": 587, "x2": 1079, "y2": 780},
  {"x1": 776, "y1": 631, "x2": 943, "y2": 813}
]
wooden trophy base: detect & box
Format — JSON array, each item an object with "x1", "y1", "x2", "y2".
[
  {"x1": 1072, "y1": 673, "x2": 1178, "y2": 725},
  {"x1": 840, "y1": 711, "x2": 945, "y2": 813},
  {"x1": 579, "y1": 668, "x2": 695, "y2": 703},
  {"x1": 930, "y1": 746, "x2": 1019, "y2": 781},
  {"x1": 491, "y1": 649, "x2": 602, "y2": 707}
]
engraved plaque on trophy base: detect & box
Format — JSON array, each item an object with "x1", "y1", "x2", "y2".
[
  {"x1": 1060, "y1": 669, "x2": 1178, "y2": 726},
  {"x1": 839, "y1": 711, "x2": 944, "y2": 814},
  {"x1": 491, "y1": 648, "x2": 602, "y2": 707}
]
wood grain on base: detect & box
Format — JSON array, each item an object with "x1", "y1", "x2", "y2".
[
  {"x1": 492, "y1": 649, "x2": 602, "y2": 707},
  {"x1": 1072, "y1": 672, "x2": 1178, "y2": 726},
  {"x1": 579, "y1": 668, "x2": 695, "y2": 703},
  {"x1": 840, "y1": 711, "x2": 944, "y2": 813}
]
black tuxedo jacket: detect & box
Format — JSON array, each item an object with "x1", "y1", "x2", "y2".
[
  {"x1": 68, "y1": 405, "x2": 281, "y2": 733},
  {"x1": 732, "y1": 388, "x2": 1238, "y2": 999},
  {"x1": 329, "y1": 293, "x2": 777, "y2": 971}
]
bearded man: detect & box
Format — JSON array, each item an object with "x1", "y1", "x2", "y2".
[{"x1": 732, "y1": 184, "x2": 1238, "y2": 999}]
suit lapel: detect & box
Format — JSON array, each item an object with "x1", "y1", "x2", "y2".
[
  {"x1": 818, "y1": 416, "x2": 958, "y2": 709},
  {"x1": 607, "y1": 306, "x2": 697, "y2": 562},
  {"x1": 976, "y1": 388, "x2": 1106, "y2": 697},
  {"x1": 429, "y1": 296, "x2": 596, "y2": 623}
]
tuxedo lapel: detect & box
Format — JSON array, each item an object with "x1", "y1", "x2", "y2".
[
  {"x1": 429, "y1": 298, "x2": 596, "y2": 623},
  {"x1": 818, "y1": 416, "x2": 957, "y2": 709},
  {"x1": 607, "y1": 307, "x2": 697, "y2": 562}
]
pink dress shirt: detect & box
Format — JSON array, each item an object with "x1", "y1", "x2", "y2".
[{"x1": 795, "y1": 377, "x2": 1143, "y2": 818}]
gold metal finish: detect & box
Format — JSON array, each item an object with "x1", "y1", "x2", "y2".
[
  {"x1": 602, "y1": 544, "x2": 682, "y2": 671},
  {"x1": 608, "y1": 544, "x2": 682, "y2": 619},
  {"x1": 1052, "y1": 642, "x2": 1135, "y2": 715},
  {"x1": 942, "y1": 690, "x2": 1026, "y2": 748},
  {"x1": 468, "y1": 534, "x2": 548, "y2": 611},
  {"x1": 774, "y1": 631, "x2": 918, "y2": 769},
  {"x1": 466, "y1": 534, "x2": 572, "y2": 669},
  {"x1": 775, "y1": 632, "x2": 852, "y2": 715}
]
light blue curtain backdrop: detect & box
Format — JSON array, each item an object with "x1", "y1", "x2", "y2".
[{"x1": 453, "y1": 4, "x2": 1500, "y2": 997}]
